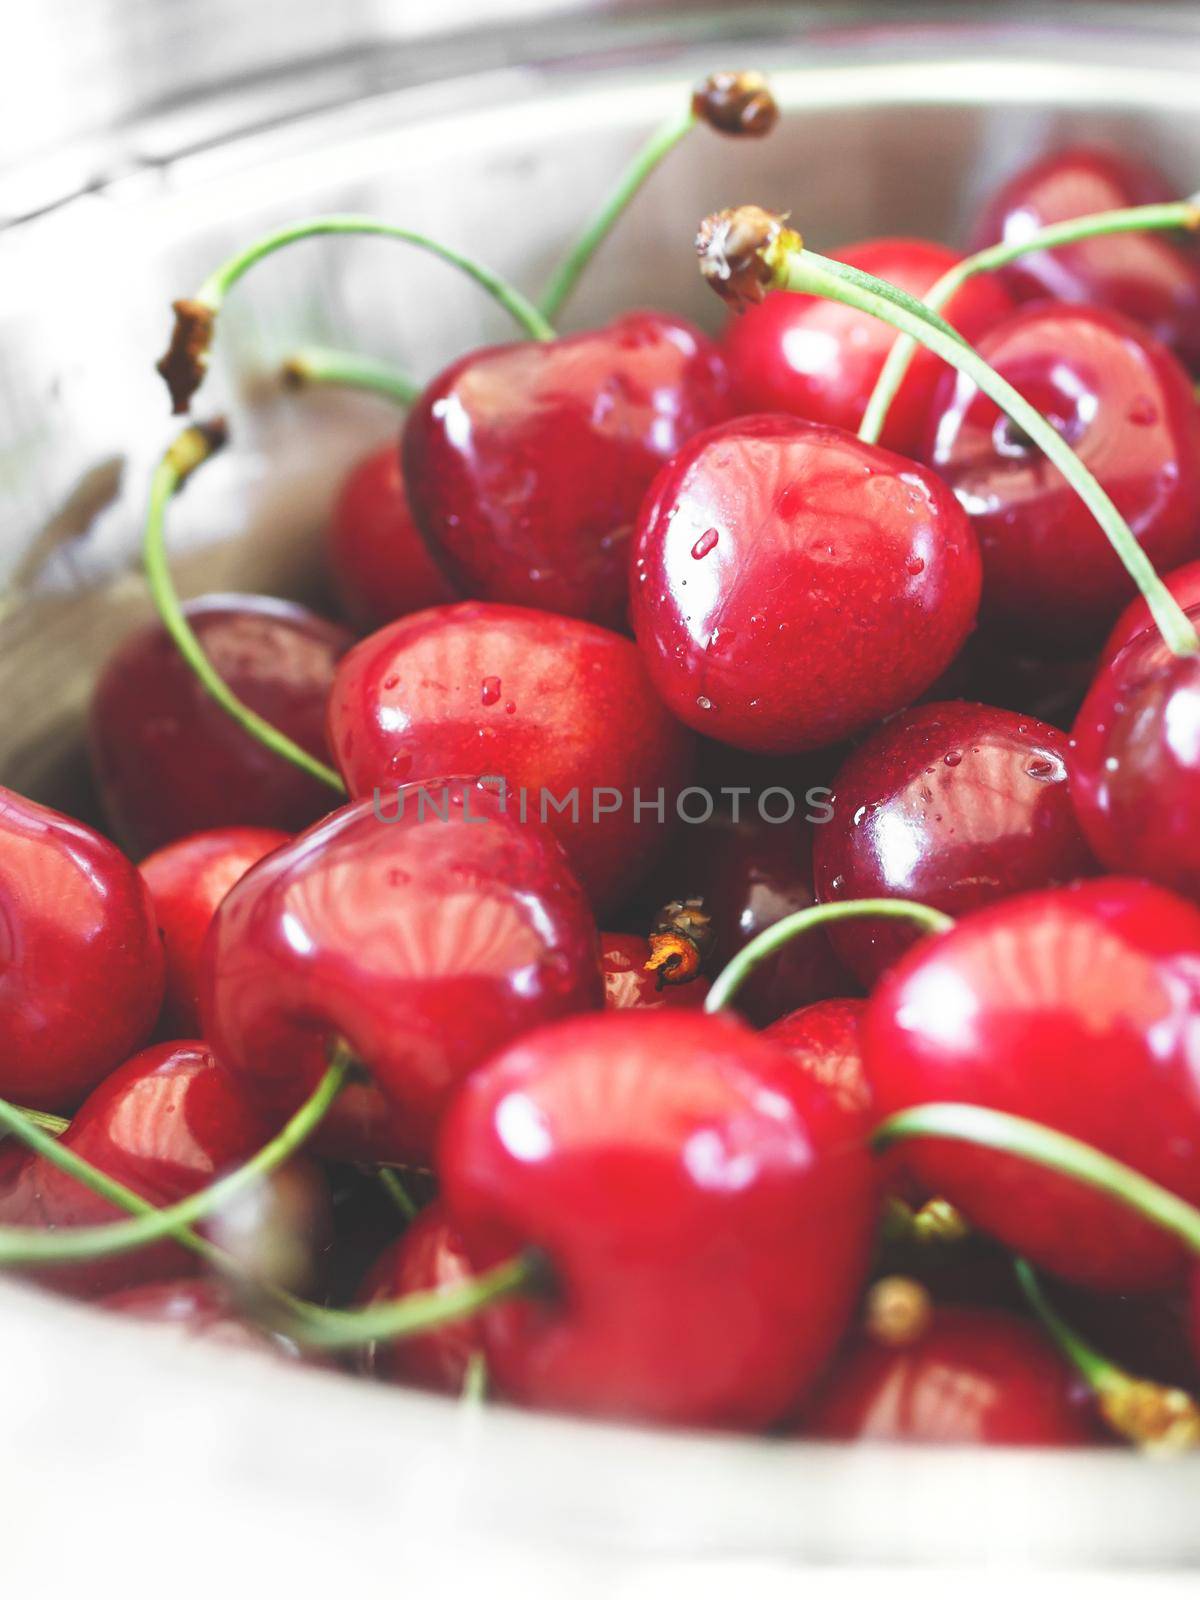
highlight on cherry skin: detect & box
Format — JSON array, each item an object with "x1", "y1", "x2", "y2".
[{"x1": 7, "y1": 69, "x2": 1200, "y2": 1473}]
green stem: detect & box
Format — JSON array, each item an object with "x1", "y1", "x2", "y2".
[
  {"x1": 281, "y1": 346, "x2": 422, "y2": 408},
  {"x1": 0, "y1": 1048, "x2": 350, "y2": 1266},
  {"x1": 1013, "y1": 1256, "x2": 1114, "y2": 1391},
  {"x1": 704, "y1": 898, "x2": 953, "y2": 1014},
  {"x1": 142, "y1": 422, "x2": 346, "y2": 794},
  {"x1": 375, "y1": 1166, "x2": 419, "y2": 1223},
  {"x1": 774, "y1": 245, "x2": 1200, "y2": 658},
  {"x1": 0, "y1": 1106, "x2": 68, "y2": 1141},
  {"x1": 859, "y1": 200, "x2": 1200, "y2": 446},
  {"x1": 539, "y1": 106, "x2": 696, "y2": 321},
  {"x1": 872, "y1": 1102, "x2": 1200, "y2": 1256}
]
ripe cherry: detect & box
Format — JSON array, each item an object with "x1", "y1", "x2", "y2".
[
  {"x1": 722, "y1": 237, "x2": 1013, "y2": 453},
  {"x1": 89, "y1": 594, "x2": 351, "y2": 856},
  {"x1": 600, "y1": 932, "x2": 710, "y2": 1011},
  {"x1": 972, "y1": 145, "x2": 1200, "y2": 371},
  {"x1": 328, "y1": 601, "x2": 694, "y2": 912},
  {"x1": 140, "y1": 826, "x2": 289, "y2": 1035},
  {"x1": 1099, "y1": 557, "x2": 1200, "y2": 669},
  {"x1": 325, "y1": 445, "x2": 455, "y2": 632},
  {"x1": 0, "y1": 787, "x2": 164, "y2": 1111},
  {"x1": 923, "y1": 303, "x2": 1200, "y2": 648},
  {"x1": 201, "y1": 785, "x2": 602, "y2": 1165},
  {"x1": 803, "y1": 1307, "x2": 1097, "y2": 1446},
  {"x1": 438, "y1": 1008, "x2": 878, "y2": 1429},
  {"x1": 865, "y1": 878, "x2": 1200, "y2": 1292},
  {"x1": 813, "y1": 702, "x2": 1095, "y2": 986},
  {"x1": 764, "y1": 998, "x2": 871, "y2": 1125},
  {"x1": 631, "y1": 415, "x2": 982, "y2": 753},
  {"x1": 355, "y1": 1203, "x2": 482, "y2": 1392},
  {"x1": 402, "y1": 313, "x2": 732, "y2": 629}
]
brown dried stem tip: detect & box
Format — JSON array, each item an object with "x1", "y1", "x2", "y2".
[
  {"x1": 692, "y1": 71, "x2": 779, "y2": 139},
  {"x1": 696, "y1": 206, "x2": 801, "y2": 311},
  {"x1": 645, "y1": 896, "x2": 716, "y2": 988},
  {"x1": 156, "y1": 298, "x2": 217, "y2": 415},
  {"x1": 864, "y1": 1275, "x2": 933, "y2": 1350},
  {"x1": 1099, "y1": 1380, "x2": 1200, "y2": 1456}
]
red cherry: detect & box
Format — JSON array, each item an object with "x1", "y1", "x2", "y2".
[
  {"x1": 140, "y1": 826, "x2": 289, "y2": 1035},
  {"x1": 923, "y1": 303, "x2": 1200, "y2": 648},
  {"x1": 0, "y1": 787, "x2": 164, "y2": 1111},
  {"x1": 96, "y1": 1278, "x2": 304, "y2": 1358},
  {"x1": 972, "y1": 145, "x2": 1200, "y2": 370},
  {"x1": 89, "y1": 594, "x2": 351, "y2": 856},
  {"x1": 764, "y1": 998, "x2": 871, "y2": 1125},
  {"x1": 328, "y1": 601, "x2": 694, "y2": 912},
  {"x1": 803, "y1": 1307, "x2": 1097, "y2": 1445},
  {"x1": 1070, "y1": 623, "x2": 1200, "y2": 898},
  {"x1": 600, "y1": 932, "x2": 710, "y2": 1011},
  {"x1": 722, "y1": 237, "x2": 1013, "y2": 453},
  {"x1": 865, "y1": 878, "x2": 1200, "y2": 1292},
  {"x1": 325, "y1": 445, "x2": 455, "y2": 632},
  {"x1": 631, "y1": 416, "x2": 982, "y2": 753},
  {"x1": 438, "y1": 1009, "x2": 878, "y2": 1428},
  {"x1": 201, "y1": 786, "x2": 602, "y2": 1164},
  {"x1": 402, "y1": 313, "x2": 732, "y2": 629},
  {"x1": 814, "y1": 702, "x2": 1096, "y2": 986},
  {"x1": 1100, "y1": 557, "x2": 1200, "y2": 669},
  {"x1": 355, "y1": 1203, "x2": 482, "y2": 1392}
]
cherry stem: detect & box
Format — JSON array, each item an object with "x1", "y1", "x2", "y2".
[
  {"x1": 0, "y1": 1106, "x2": 68, "y2": 1142},
  {"x1": 462, "y1": 1349, "x2": 489, "y2": 1404},
  {"x1": 860, "y1": 200, "x2": 1200, "y2": 446},
  {"x1": 768, "y1": 238, "x2": 1200, "y2": 658},
  {"x1": 375, "y1": 1166, "x2": 419, "y2": 1222},
  {"x1": 0, "y1": 1045, "x2": 350, "y2": 1266},
  {"x1": 281, "y1": 346, "x2": 422, "y2": 408},
  {"x1": 871, "y1": 1102, "x2": 1200, "y2": 1256},
  {"x1": 703, "y1": 897, "x2": 953, "y2": 1014},
  {"x1": 142, "y1": 420, "x2": 347, "y2": 795}
]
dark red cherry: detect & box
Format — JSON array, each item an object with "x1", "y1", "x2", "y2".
[
  {"x1": 722, "y1": 237, "x2": 1013, "y2": 453},
  {"x1": 355, "y1": 1203, "x2": 482, "y2": 1392},
  {"x1": 803, "y1": 1307, "x2": 1097, "y2": 1446},
  {"x1": 96, "y1": 1278, "x2": 304, "y2": 1358},
  {"x1": 1070, "y1": 622, "x2": 1200, "y2": 898},
  {"x1": 972, "y1": 145, "x2": 1200, "y2": 370},
  {"x1": 438, "y1": 1009, "x2": 878, "y2": 1429},
  {"x1": 140, "y1": 826, "x2": 289, "y2": 1035},
  {"x1": 0, "y1": 787, "x2": 164, "y2": 1111},
  {"x1": 865, "y1": 879, "x2": 1200, "y2": 1292},
  {"x1": 814, "y1": 702, "x2": 1096, "y2": 986},
  {"x1": 1048, "y1": 1280, "x2": 1199, "y2": 1395},
  {"x1": 325, "y1": 445, "x2": 455, "y2": 632},
  {"x1": 923, "y1": 303, "x2": 1200, "y2": 648},
  {"x1": 201, "y1": 786, "x2": 602, "y2": 1164},
  {"x1": 600, "y1": 932, "x2": 710, "y2": 1011},
  {"x1": 402, "y1": 313, "x2": 732, "y2": 629},
  {"x1": 89, "y1": 594, "x2": 352, "y2": 856},
  {"x1": 631, "y1": 416, "x2": 982, "y2": 753},
  {"x1": 328, "y1": 601, "x2": 694, "y2": 912},
  {"x1": 1099, "y1": 557, "x2": 1200, "y2": 669}
]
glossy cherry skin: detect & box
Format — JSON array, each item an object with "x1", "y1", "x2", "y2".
[
  {"x1": 972, "y1": 145, "x2": 1200, "y2": 371},
  {"x1": 924, "y1": 303, "x2": 1200, "y2": 647},
  {"x1": 403, "y1": 313, "x2": 732, "y2": 629},
  {"x1": 600, "y1": 932, "x2": 710, "y2": 1011},
  {"x1": 439, "y1": 1008, "x2": 878, "y2": 1429},
  {"x1": 865, "y1": 879, "x2": 1200, "y2": 1292},
  {"x1": 326, "y1": 445, "x2": 455, "y2": 632},
  {"x1": 1070, "y1": 620, "x2": 1200, "y2": 899},
  {"x1": 328, "y1": 601, "x2": 694, "y2": 913},
  {"x1": 96, "y1": 1279, "x2": 304, "y2": 1359},
  {"x1": 803, "y1": 1308, "x2": 1097, "y2": 1446},
  {"x1": 0, "y1": 787, "x2": 164, "y2": 1111},
  {"x1": 89, "y1": 594, "x2": 352, "y2": 856},
  {"x1": 631, "y1": 416, "x2": 982, "y2": 753},
  {"x1": 201, "y1": 786, "x2": 602, "y2": 1165},
  {"x1": 764, "y1": 998, "x2": 871, "y2": 1125},
  {"x1": 722, "y1": 237, "x2": 1013, "y2": 454},
  {"x1": 1099, "y1": 557, "x2": 1200, "y2": 669},
  {"x1": 140, "y1": 827, "x2": 289, "y2": 1036},
  {"x1": 814, "y1": 702, "x2": 1096, "y2": 986},
  {"x1": 355, "y1": 1204, "x2": 482, "y2": 1392}
]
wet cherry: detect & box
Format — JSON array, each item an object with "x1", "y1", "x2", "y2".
[
  {"x1": 89, "y1": 594, "x2": 352, "y2": 856},
  {"x1": 722, "y1": 237, "x2": 1013, "y2": 453},
  {"x1": 814, "y1": 702, "x2": 1096, "y2": 986},
  {"x1": 402, "y1": 313, "x2": 731, "y2": 629},
  {"x1": 631, "y1": 415, "x2": 982, "y2": 753},
  {"x1": 0, "y1": 786, "x2": 164, "y2": 1111},
  {"x1": 923, "y1": 303, "x2": 1200, "y2": 648},
  {"x1": 438, "y1": 1008, "x2": 878, "y2": 1429},
  {"x1": 865, "y1": 878, "x2": 1200, "y2": 1292},
  {"x1": 600, "y1": 932, "x2": 710, "y2": 1011}
]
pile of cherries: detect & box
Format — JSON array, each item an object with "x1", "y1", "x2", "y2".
[{"x1": 6, "y1": 72, "x2": 1200, "y2": 1451}]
